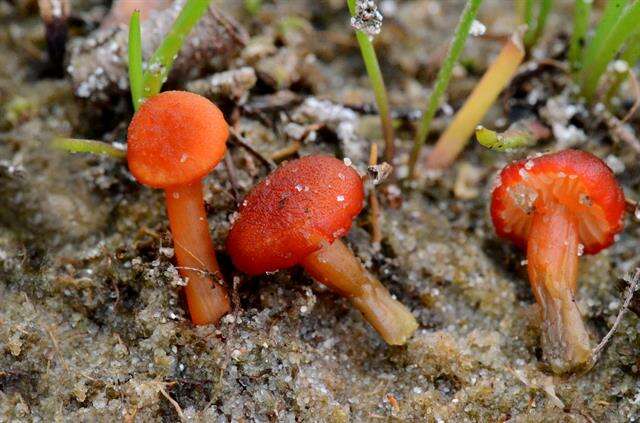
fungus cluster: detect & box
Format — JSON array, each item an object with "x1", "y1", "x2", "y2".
[
  {"x1": 491, "y1": 150, "x2": 625, "y2": 372},
  {"x1": 227, "y1": 156, "x2": 418, "y2": 345},
  {"x1": 124, "y1": 89, "x2": 628, "y2": 364},
  {"x1": 127, "y1": 90, "x2": 230, "y2": 325}
]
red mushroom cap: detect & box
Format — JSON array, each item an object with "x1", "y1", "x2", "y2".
[
  {"x1": 491, "y1": 149, "x2": 625, "y2": 254},
  {"x1": 227, "y1": 155, "x2": 365, "y2": 275},
  {"x1": 127, "y1": 91, "x2": 228, "y2": 189}
]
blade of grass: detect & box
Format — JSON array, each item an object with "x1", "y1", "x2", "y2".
[
  {"x1": 580, "y1": 0, "x2": 628, "y2": 83},
  {"x1": 346, "y1": 0, "x2": 395, "y2": 164},
  {"x1": 581, "y1": 1, "x2": 640, "y2": 101},
  {"x1": 568, "y1": 0, "x2": 592, "y2": 72},
  {"x1": 605, "y1": 33, "x2": 640, "y2": 104},
  {"x1": 426, "y1": 30, "x2": 525, "y2": 169},
  {"x1": 128, "y1": 10, "x2": 143, "y2": 111},
  {"x1": 522, "y1": 0, "x2": 535, "y2": 27},
  {"x1": 408, "y1": 0, "x2": 483, "y2": 178},
  {"x1": 142, "y1": 0, "x2": 212, "y2": 99},
  {"x1": 51, "y1": 137, "x2": 126, "y2": 159},
  {"x1": 524, "y1": 0, "x2": 553, "y2": 49}
]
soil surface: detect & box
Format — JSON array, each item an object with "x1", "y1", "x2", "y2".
[{"x1": 1, "y1": 1, "x2": 640, "y2": 422}]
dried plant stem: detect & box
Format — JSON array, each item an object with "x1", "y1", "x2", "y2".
[
  {"x1": 592, "y1": 269, "x2": 640, "y2": 361},
  {"x1": 408, "y1": 0, "x2": 483, "y2": 178},
  {"x1": 368, "y1": 143, "x2": 382, "y2": 246},
  {"x1": 270, "y1": 141, "x2": 301, "y2": 161},
  {"x1": 346, "y1": 0, "x2": 395, "y2": 164},
  {"x1": 568, "y1": 0, "x2": 592, "y2": 72},
  {"x1": 426, "y1": 31, "x2": 525, "y2": 169}
]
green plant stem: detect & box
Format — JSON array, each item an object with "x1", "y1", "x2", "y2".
[
  {"x1": 475, "y1": 125, "x2": 536, "y2": 151},
  {"x1": 605, "y1": 34, "x2": 640, "y2": 103},
  {"x1": 128, "y1": 10, "x2": 143, "y2": 111},
  {"x1": 580, "y1": 0, "x2": 628, "y2": 82},
  {"x1": 51, "y1": 137, "x2": 126, "y2": 159},
  {"x1": 408, "y1": 0, "x2": 483, "y2": 177},
  {"x1": 346, "y1": 0, "x2": 395, "y2": 164},
  {"x1": 524, "y1": 0, "x2": 553, "y2": 49},
  {"x1": 581, "y1": 1, "x2": 640, "y2": 101},
  {"x1": 142, "y1": 0, "x2": 212, "y2": 99},
  {"x1": 523, "y1": 0, "x2": 535, "y2": 28},
  {"x1": 244, "y1": 0, "x2": 262, "y2": 16},
  {"x1": 568, "y1": 0, "x2": 592, "y2": 72}
]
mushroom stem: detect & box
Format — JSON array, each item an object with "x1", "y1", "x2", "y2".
[
  {"x1": 165, "y1": 181, "x2": 230, "y2": 325},
  {"x1": 301, "y1": 239, "x2": 418, "y2": 345},
  {"x1": 527, "y1": 203, "x2": 591, "y2": 373}
]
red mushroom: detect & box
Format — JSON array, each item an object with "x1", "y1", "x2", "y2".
[
  {"x1": 127, "y1": 90, "x2": 230, "y2": 325},
  {"x1": 491, "y1": 149, "x2": 625, "y2": 372},
  {"x1": 226, "y1": 155, "x2": 418, "y2": 345}
]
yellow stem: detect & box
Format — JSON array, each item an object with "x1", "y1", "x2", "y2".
[{"x1": 427, "y1": 30, "x2": 525, "y2": 169}]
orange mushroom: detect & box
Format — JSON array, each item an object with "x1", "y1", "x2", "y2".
[
  {"x1": 491, "y1": 150, "x2": 626, "y2": 372},
  {"x1": 226, "y1": 155, "x2": 418, "y2": 345},
  {"x1": 127, "y1": 90, "x2": 230, "y2": 325}
]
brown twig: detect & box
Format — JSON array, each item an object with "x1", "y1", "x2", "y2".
[
  {"x1": 159, "y1": 385, "x2": 186, "y2": 422},
  {"x1": 228, "y1": 127, "x2": 275, "y2": 170},
  {"x1": 368, "y1": 144, "x2": 382, "y2": 246},
  {"x1": 621, "y1": 68, "x2": 640, "y2": 124},
  {"x1": 626, "y1": 197, "x2": 638, "y2": 215},
  {"x1": 592, "y1": 269, "x2": 640, "y2": 361},
  {"x1": 223, "y1": 153, "x2": 241, "y2": 207},
  {"x1": 270, "y1": 141, "x2": 301, "y2": 162}
]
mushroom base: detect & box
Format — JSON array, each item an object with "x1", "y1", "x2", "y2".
[
  {"x1": 165, "y1": 181, "x2": 231, "y2": 325},
  {"x1": 527, "y1": 203, "x2": 592, "y2": 373},
  {"x1": 301, "y1": 239, "x2": 418, "y2": 345}
]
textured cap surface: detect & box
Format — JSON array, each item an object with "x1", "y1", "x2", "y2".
[{"x1": 227, "y1": 155, "x2": 365, "y2": 275}]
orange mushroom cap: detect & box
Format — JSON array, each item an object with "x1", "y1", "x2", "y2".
[
  {"x1": 227, "y1": 155, "x2": 365, "y2": 275},
  {"x1": 127, "y1": 91, "x2": 228, "y2": 188},
  {"x1": 491, "y1": 149, "x2": 625, "y2": 254}
]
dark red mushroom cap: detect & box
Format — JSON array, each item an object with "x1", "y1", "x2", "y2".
[
  {"x1": 127, "y1": 91, "x2": 228, "y2": 189},
  {"x1": 227, "y1": 155, "x2": 365, "y2": 275},
  {"x1": 491, "y1": 149, "x2": 625, "y2": 254}
]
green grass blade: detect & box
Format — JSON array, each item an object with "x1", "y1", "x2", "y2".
[
  {"x1": 523, "y1": 0, "x2": 535, "y2": 29},
  {"x1": 409, "y1": 0, "x2": 483, "y2": 177},
  {"x1": 142, "y1": 0, "x2": 212, "y2": 99},
  {"x1": 568, "y1": 0, "x2": 592, "y2": 72},
  {"x1": 605, "y1": 33, "x2": 640, "y2": 103},
  {"x1": 580, "y1": 0, "x2": 628, "y2": 80},
  {"x1": 51, "y1": 137, "x2": 126, "y2": 159},
  {"x1": 128, "y1": 10, "x2": 143, "y2": 111},
  {"x1": 524, "y1": 0, "x2": 553, "y2": 49},
  {"x1": 347, "y1": 0, "x2": 395, "y2": 163},
  {"x1": 581, "y1": 1, "x2": 640, "y2": 100}
]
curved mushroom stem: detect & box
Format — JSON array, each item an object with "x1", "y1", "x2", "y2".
[
  {"x1": 301, "y1": 239, "x2": 418, "y2": 345},
  {"x1": 165, "y1": 181, "x2": 230, "y2": 325},
  {"x1": 527, "y1": 203, "x2": 591, "y2": 373}
]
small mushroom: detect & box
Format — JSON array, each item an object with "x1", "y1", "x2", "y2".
[
  {"x1": 491, "y1": 149, "x2": 626, "y2": 372},
  {"x1": 127, "y1": 91, "x2": 230, "y2": 325},
  {"x1": 226, "y1": 155, "x2": 418, "y2": 345}
]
